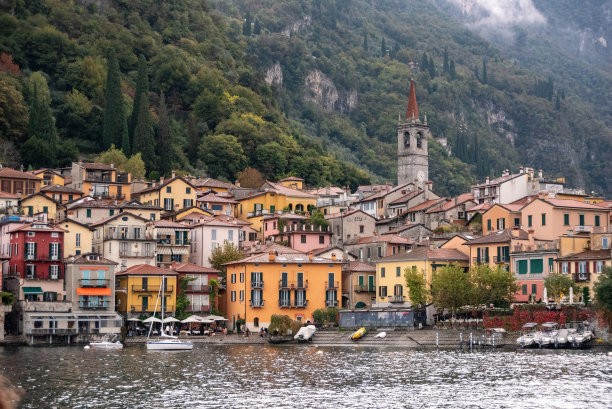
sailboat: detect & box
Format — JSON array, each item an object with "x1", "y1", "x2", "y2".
[{"x1": 146, "y1": 275, "x2": 193, "y2": 351}]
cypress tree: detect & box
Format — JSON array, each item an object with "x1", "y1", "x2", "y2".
[
  {"x1": 555, "y1": 95, "x2": 561, "y2": 110},
  {"x1": 102, "y1": 48, "x2": 125, "y2": 149},
  {"x1": 428, "y1": 56, "x2": 436, "y2": 78},
  {"x1": 363, "y1": 28, "x2": 368, "y2": 52},
  {"x1": 443, "y1": 47, "x2": 449, "y2": 73},
  {"x1": 129, "y1": 55, "x2": 149, "y2": 144},
  {"x1": 132, "y1": 99, "x2": 156, "y2": 174},
  {"x1": 121, "y1": 114, "x2": 130, "y2": 156},
  {"x1": 243, "y1": 12, "x2": 252, "y2": 36},
  {"x1": 28, "y1": 83, "x2": 40, "y2": 138},
  {"x1": 253, "y1": 19, "x2": 261, "y2": 35},
  {"x1": 449, "y1": 60, "x2": 457, "y2": 80},
  {"x1": 420, "y1": 52, "x2": 428, "y2": 72},
  {"x1": 157, "y1": 92, "x2": 171, "y2": 176},
  {"x1": 482, "y1": 59, "x2": 488, "y2": 84},
  {"x1": 381, "y1": 37, "x2": 386, "y2": 57}
]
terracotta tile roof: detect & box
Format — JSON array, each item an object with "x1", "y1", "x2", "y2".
[
  {"x1": 472, "y1": 173, "x2": 523, "y2": 188},
  {"x1": 116, "y1": 264, "x2": 178, "y2": 276},
  {"x1": 213, "y1": 215, "x2": 251, "y2": 226},
  {"x1": 68, "y1": 199, "x2": 118, "y2": 209},
  {"x1": 11, "y1": 223, "x2": 67, "y2": 233},
  {"x1": 251, "y1": 242, "x2": 304, "y2": 254},
  {"x1": 388, "y1": 189, "x2": 423, "y2": 206},
  {"x1": 325, "y1": 209, "x2": 374, "y2": 220},
  {"x1": 278, "y1": 176, "x2": 304, "y2": 182},
  {"x1": 356, "y1": 184, "x2": 391, "y2": 193},
  {"x1": 261, "y1": 181, "x2": 317, "y2": 199},
  {"x1": 40, "y1": 184, "x2": 83, "y2": 194},
  {"x1": 466, "y1": 229, "x2": 528, "y2": 245},
  {"x1": 225, "y1": 251, "x2": 342, "y2": 266},
  {"x1": 467, "y1": 202, "x2": 491, "y2": 212},
  {"x1": 263, "y1": 213, "x2": 308, "y2": 220},
  {"x1": 64, "y1": 253, "x2": 117, "y2": 265},
  {"x1": 77, "y1": 162, "x2": 114, "y2": 170},
  {"x1": 597, "y1": 201, "x2": 612, "y2": 209},
  {"x1": 557, "y1": 250, "x2": 611, "y2": 261},
  {"x1": 510, "y1": 195, "x2": 537, "y2": 205},
  {"x1": 380, "y1": 246, "x2": 469, "y2": 262},
  {"x1": 177, "y1": 212, "x2": 214, "y2": 222},
  {"x1": 309, "y1": 186, "x2": 345, "y2": 196},
  {"x1": 310, "y1": 246, "x2": 344, "y2": 256},
  {"x1": 190, "y1": 218, "x2": 240, "y2": 228},
  {"x1": 0, "y1": 191, "x2": 19, "y2": 199},
  {"x1": 197, "y1": 194, "x2": 238, "y2": 204},
  {"x1": 343, "y1": 261, "x2": 376, "y2": 272},
  {"x1": 153, "y1": 220, "x2": 190, "y2": 228},
  {"x1": 169, "y1": 262, "x2": 220, "y2": 274},
  {"x1": 119, "y1": 201, "x2": 163, "y2": 211},
  {"x1": 194, "y1": 177, "x2": 236, "y2": 190},
  {"x1": 89, "y1": 211, "x2": 148, "y2": 227},
  {"x1": 405, "y1": 198, "x2": 447, "y2": 213},
  {"x1": 386, "y1": 223, "x2": 429, "y2": 234},
  {"x1": 348, "y1": 234, "x2": 414, "y2": 245},
  {"x1": 0, "y1": 167, "x2": 40, "y2": 180},
  {"x1": 544, "y1": 198, "x2": 608, "y2": 210},
  {"x1": 162, "y1": 206, "x2": 212, "y2": 218},
  {"x1": 138, "y1": 177, "x2": 196, "y2": 194},
  {"x1": 57, "y1": 218, "x2": 94, "y2": 230}
]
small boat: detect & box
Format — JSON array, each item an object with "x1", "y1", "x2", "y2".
[
  {"x1": 89, "y1": 334, "x2": 123, "y2": 350},
  {"x1": 516, "y1": 322, "x2": 538, "y2": 348},
  {"x1": 537, "y1": 322, "x2": 559, "y2": 348},
  {"x1": 294, "y1": 325, "x2": 317, "y2": 342},
  {"x1": 351, "y1": 327, "x2": 366, "y2": 341},
  {"x1": 567, "y1": 322, "x2": 593, "y2": 348},
  {"x1": 554, "y1": 328, "x2": 570, "y2": 348},
  {"x1": 375, "y1": 332, "x2": 387, "y2": 339},
  {"x1": 476, "y1": 328, "x2": 506, "y2": 347}
]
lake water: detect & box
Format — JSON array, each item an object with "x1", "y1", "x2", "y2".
[{"x1": 1, "y1": 345, "x2": 610, "y2": 408}]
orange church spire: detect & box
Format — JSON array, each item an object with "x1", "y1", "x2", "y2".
[{"x1": 405, "y1": 79, "x2": 419, "y2": 120}]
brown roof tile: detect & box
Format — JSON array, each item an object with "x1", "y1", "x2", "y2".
[{"x1": 116, "y1": 264, "x2": 178, "y2": 276}]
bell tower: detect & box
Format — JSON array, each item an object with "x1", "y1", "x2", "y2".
[{"x1": 398, "y1": 79, "x2": 429, "y2": 185}]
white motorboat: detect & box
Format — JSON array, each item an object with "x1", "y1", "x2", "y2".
[
  {"x1": 146, "y1": 275, "x2": 193, "y2": 351},
  {"x1": 88, "y1": 334, "x2": 123, "y2": 350},
  {"x1": 567, "y1": 322, "x2": 593, "y2": 348},
  {"x1": 516, "y1": 322, "x2": 538, "y2": 348},
  {"x1": 477, "y1": 328, "x2": 506, "y2": 347},
  {"x1": 537, "y1": 322, "x2": 559, "y2": 348},
  {"x1": 554, "y1": 328, "x2": 570, "y2": 347},
  {"x1": 294, "y1": 325, "x2": 317, "y2": 342}
]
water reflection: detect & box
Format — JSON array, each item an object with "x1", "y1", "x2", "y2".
[{"x1": 0, "y1": 345, "x2": 610, "y2": 409}]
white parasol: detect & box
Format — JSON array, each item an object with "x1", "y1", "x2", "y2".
[
  {"x1": 162, "y1": 317, "x2": 180, "y2": 323},
  {"x1": 143, "y1": 316, "x2": 162, "y2": 323},
  {"x1": 127, "y1": 318, "x2": 142, "y2": 322},
  {"x1": 569, "y1": 286, "x2": 574, "y2": 304},
  {"x1": 543, "y1": 287, "x2": 548, "y2": 304},
  {"x1": 207, "y1": 315, "x2": 228, "y2": 321},
  {"x1": 181, "y1": 315, "x2": 204, "y2": 323}
]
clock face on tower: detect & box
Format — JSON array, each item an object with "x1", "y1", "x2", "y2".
[{"x1": 417, "y1": 170, "x2": 425, "y2": 182}]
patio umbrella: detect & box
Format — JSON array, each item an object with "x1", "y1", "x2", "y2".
[
  {"x1": 143, "y1": 317, "x2": 162, "y2": 323},
  {"x1": 181, "y1": 315, "x2": 203, "y2": 323},
  {"x1": 127, "y1": 318, "x2": 142, "y2": 322},
  {"x1": 543, "y1": 287, "x2": 548, "y2": 304},
  {"x1": 162, "y1": 317, "x2": 180, "y2": 323},
  {"x1": 208, "y1": 315, "x2": 228, "y2": 321},
  {"x1": 569, "y1": 286, "x2": 574, "y2": 304}
]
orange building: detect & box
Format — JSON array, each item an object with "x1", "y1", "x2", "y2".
[
  {"x1": 40, "y1": 184, "x2": 84, "y2": 204},
  {"x1": 69, "y1": 162, "x2": 131, "y2": 201},
  {"x1": 481, "y1": 204, "x2": 522, "y2": 236},
  {"x1": 224, "y1": 250, "x2": 343, "y2": 331},
  {"x1": 0, "y1": 167, "x2": 41, "y2": 197}
]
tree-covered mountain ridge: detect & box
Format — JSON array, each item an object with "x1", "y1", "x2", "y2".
[{"x1": 0, "y1": 0, "x2": 610, "y2": 197}]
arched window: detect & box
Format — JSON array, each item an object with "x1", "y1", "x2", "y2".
[
  {"x1": 416, "y1": 131, "x2": 423, "y2": 148},
  {"x1": 254, "y1": 317, "x2": 259, "y2": 328},
  {"x1": 404, "y1": 131, "x2": 410, "y2": 147}
]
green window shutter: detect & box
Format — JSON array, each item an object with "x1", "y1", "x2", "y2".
[
  {"x1": 487, "y1": 219, "x2": 491, "y2": 230},
  {"x1": 541, "y1": 213, "x2": 546, "y2": 226},
  {"x1": 548, "y1": 258, "x2": 553, "y2": 272},
  {"x1": 270, "y1": 205, "x2": 275, "y2": 213},
  {"x1": 564, "y1": 214, "x2": 569, "y2": 225},
  {"x1": 496, "y1": 246, "x2": 500, "y2": 262},
  {"x1": 514, "y1": 218, "x2": 520, "y2": 227},
  {"x1": 396, "y1": 267, "x2": 400, "y2": 277},
  {"x1": 484, "y1": 247, "x2": 489, "y2": 262},
  {"x1": 579, "y1": 214, "x2": 584, "y2": 225},
  {"x1": 381, "y1": 267, "x2": 385, "y2": 278},
  {"x1": 530, "y1": 259, "x2": 543, "y2": 274},
  {"x1": 518, "y1": 260, "x2": 528, "y2": 274},
  {"x1": 368, "y1": 276, "x2": 374, "y2": 291},
  {"x1": 358, "y1": 276, "x2": 364, "y2": 286},
  {"x1": 87, "y1": 209, "x2": 91, "y2": 218},
  {"x1": 531, "y1": 284, "x2": 537, "y2": 294},
  {"x1": 528, "y1": 215, "x2": 532, "y2": 227},
  {"x1": 43, "y1": 206, "x2": 48, "y2": 213},
  {"x1": 595, "y1": 215, "x2": 600, "y2": 227},
  {"x1": 522, "y1": 284, "x2": 527, "y2": 295},
  {"x1": 110, "y1": 209, "x2": 114, "y2": 216}
]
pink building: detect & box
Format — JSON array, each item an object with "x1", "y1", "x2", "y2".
[
  {"x1": 282, "y1": 224, "x2": 332, "y2": 253},
  {"x1": 263, "y1": 214, "x2": 308, "y2": 241}
]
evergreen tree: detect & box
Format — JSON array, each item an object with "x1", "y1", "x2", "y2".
[
  {"x1": 120, "y1": 114, "x2": 130, "y2": 156},
  {"x1": 420, "y1": 52, "x2": 429, "y2": 72},
  {"x1": 474, "y1": 65, "x2": 479, "y2": 81},
  {"x1": 253, "y1": 19, "x2": 261, "y2": 35},
  {"x1": 443, "y1": 47, "x2": 449, "y2": 73},
  {"x1": 390, "y1": 43, "x2": 400, "y2": 59},
  {"x1": 129, "y1": 55, "x2": 149, "y2": 144},
  {"x1": 28, "y1": 83, "x2": 40, "y2": 139},
  {"x1": 381, "y1": 37, "x2": 386, "y2": 57},
  {"x1": 102, "y1": 48, "x2": 124, "y2": 149},
  {"x1": 481, "y1": 59, "x2": 488, "y2": 84},
  {"x1": 132, "y1": 95, "x2": 156, "y2": 174},
  {"x1": 363, "y1": 28, "x2": 368, "y2": 52},
  {"x1": 555, "y1": 95, "x2": 561, "y2": 110},
  {"x1": 428, "y1": 56, "x2": 436, "y2": 78},
  {"x1": 243, "y1": 12, "x2": 252, "y2": 36},
  {"x1": 29, "y1": 83, "x2": 58, "y2": 146},
  {"x1": 157, "y1": 92, "x2": 171, "y2": 177},
  {"x1": 449, "y1": 59, "x2": 457, "y2": 80}
]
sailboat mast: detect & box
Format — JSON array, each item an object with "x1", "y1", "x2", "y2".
[{"x1": 147, "y1": 276, "x2": 163, "y2": 338}]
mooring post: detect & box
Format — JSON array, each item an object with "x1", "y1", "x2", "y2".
[
  {"x1": 469, "y1": 332, "x2": 473, "y2": 351},
  {"x1": 459, "y1": 332, "x2": 463, "y2": 350},
  {"x1": 436, "y1": 331, "x2": 439, "y2": 350}
]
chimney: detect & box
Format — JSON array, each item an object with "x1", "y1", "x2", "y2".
[
  {"x1": 159, "y1": 176, "x2": 165, "y2": 186},
  {"x1": 331, "y1": 253, "x2": 336, "y2": 261},
  {"x1": 308, "y1": 252, "x2": 313, "y2": 261},
  {"x1": 171, "y1": 170, "x2": 176, "y2": 179},
  {"x1": 527, "y1": 229, "x2": 535, "y2": 245},
  {"x1": 538, "y1": 169, "x2": 543, "y2": 179},
  {"x1": 485, "y1": 176, "x2": 490, "y2": 185},
  {"x1": 268, "y1": 252, "x2": 275, "y2": 262},
  {"x1": 511, "y1": 226, "x2": 520, "y2": 238}
]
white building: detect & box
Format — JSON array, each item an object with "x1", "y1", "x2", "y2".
[{"x1": 189, "y1": 219, "x2": 240, "y2": 268}]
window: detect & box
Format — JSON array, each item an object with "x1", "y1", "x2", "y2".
[
  {"x1": 76, "y1": 233, "x2": 81, "y2": 247},
  {"x1": 517, "y1": 260, "x2": 527, "y2": 274},
  {"x1": 548, "y1": 258, "x2": 554, "y2": 273},
  {"x1": 358, "y1": 275, "x2": 364, "y2": 286},
  {"x1": 396, "y1": 267, "x2": 401, "y2": 277},
  {"x1": 579, "y1": 214, "x2": 585, "y2": 226},
  {"x1": 183, "y1": 199, "x2": 193, "y2": 208},
  {"x1": 28, "y1": 232, "x2": 35, "y2": 237},
  {"x1": 26, "y1": 242, "x2": 36, "y2": 260},
  {"x1": 166, "y1": 186, "x2": 172, "y2": 193},
  {"x1": 163, "y1": 198, "x2": 174, "y2": 211},
  {"x1": 328, "y1": 272, "x2": 335, "y2": 289},
  {"x1": 595, "y1": 215, "x2": 600, "y2": 227},
  {"x1": 157, "y1": 254, "x2": 164, "y2": 263},
  {"x1": 133, "y1": 227, "x2": 141, "y2": 239},
  {"x1": 603, "y1": 237, "x2": 609, "y2": 249},
  {"x1": 49, "y1": 243, "x2": 59, "y2": 260},
  {"x1": 239, "y1": 290, "x2": 244, "y2": 302},
  {"x1": 562, "y1": 262, "x2": 568, "y2": 274},
  {"x1": 240, "y1": 272, "x2": 244, "y2": 283},
  {"x1": 295, "y1": 289, "x2": 306, "y2": 307},
  {"x1": 487, "y1": 219, "x2": 491, "y2": 231},
  {"x1": 279, "y1": 289, "x2": 291, "y2": 307},
  {"x1": 109, "y1": 209, "x2": 114, "y2": 216},
  {"x1": 319, "y1": 235, "x2": 325, "y2": 244},
  {"x1": 394, "y1": 284, "x2": 403, "y2": 296},
  {"x1": 150, "y1": 213, "x2": 156, "y2": 221},
  {"x1": 596, "y1": 261, "x2": 603, "y2": 274},
  {"x1": 144, "y1": 243, "x2": 152, "y2": 257},
  {"x1": 50, "y1": 265, "x2": 59, "y2": 280},
  {"x1": 186, "y1": 187, "x2": 191, "y2": 194},
  {"x1": 228, "y1": 230, "x2": 234, "y2": 241},
  {"x1": 381, "y1": 267, "x2": 385, "y2": 278},
  {"x1": 578, "y1": 262, "x2": 586, "y2": 274},
  {"x1": 496, "y1": 218, "x2": 505, "y2": 230},
  {"x1": 531, "y1": 284, "x2": 537, "y2": 294},
  {"x1": 522, "y1": 284, "x2": 527, "y2": 295},
  {"x1": 359, "y1": 225, "x2": 364, "y2": 234},
  {"x1": 212, "y1": 229, "x2": 217, "y2": 241},
  {"x1": 231, "y1": 273, "x2": 236, "y2": 284},
  {"x1": 26, "y1": 264, "x2": 36, "y2": 279},
  {"x1": 541, "y1": 214, "x2": 546, "y2": 226},
  {"x1": 68, "y1": 195, "x2": 73, "y2": 201},
  {"x1": 528, "y1": 215, "x2": 532, "y2": 227},
  {"x1": 378, "y1": 286, "x2": 387, "y2": 297},
  {"x1": 530, "y1": 259, "x2": 543, "y2": 274},
  {"x1": 563, "y1": 213, "x2": 569, "y2": 226},
  {"x1": 301, "y1": 235, "x2": 306, "y2": 244},
  {"x1": 367, "y1": 247, "x2": 371, "y2": 259},
  {"x1": 170, "y1": 254, "x2": 182, "y2": 262},
  {"x1": 120, "y1": 242, "x2": 128, "y2": 257},
  {"x1": 514, "y1": 217, "x2": 520, "y2": 227},
  {"x1": 231, "y1": 291, "x2": 236, "y2": 302},
  {"x1": 86, "y1": 209, "x2": 92, "y2": 218}
]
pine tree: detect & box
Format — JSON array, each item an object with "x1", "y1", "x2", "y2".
[
  {"x1": 129, "y1": 55, "x2": 149, "y2": 144},
  {"x1": 243, "y1": 12, "x2": 252, "y2": 36},
  {"x1": 443, "y1": 47, "x2": 449, "y2": 73},
  {"x1": 381, "y1": 37, "x2": 386, "y2": 57},
  {"x1": 102, "y1": 48, "x2": 125, "y2": 149},
  {"x1": 363, "y1": 28, "x2": 368, "y2": 52},
  {"x1": 132, "y1": 94, "x2": 156, "y2": 174},
  {"x1": 428, "y1": 56, "x2": 436, "y2": 78},
  {"x1": 449, "y1": 59, "x2": 457, "y2": 80},
  {"x1": 420, "y1": 52, "x2": 429, "y2": 72},
  {"x1": 120, "y1": 114, "x2": 130, "y2": 156},
  {"x1": 157, "y1": 92, "x2": 171, "y2": 177},
  {"x1": 481, "y1": 59, "x2": 488, "y2": 84},
  {"x1": 253, "y1": 19, "x2": 261, "y2": 35}
]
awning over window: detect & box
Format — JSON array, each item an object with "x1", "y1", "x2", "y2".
[
  {"x1": 77, "y1": 287, "x2": 112, "y2": 296},
  {"x1": 156, "y1": 247, "x2": 189, "y2": 255},
  {"x1": 22, "y1": 286, "x2": 43, "y2": 294}
]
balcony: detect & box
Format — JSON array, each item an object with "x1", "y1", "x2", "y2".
[
  {"x1": 389, "y1": 295, "x2": 405, "y2": 303},
  {"x1": 79, "y1": 279, "x2": 110, "y2": 288},
  {"x1": 574, "y1": 225, "x2": 593, "y2": 233},
  {"x1": 24, "y1": 255, "x2": 62, "y2": 261},
  {"x1": 325, "y1": 281, "x2": 339, "y2": 290},
  {"x1": 186, "y1": 304, "x2": 210, "y2": 312},
  {"x1": 574, "y1": 272, "x2": 590, "y2": 282},
  {"x1": 249, "y1": 300, "x2": 264, "y2": 308},
  {"x1": 157, "y1": 238, "x2": 190, "y2": 246},
  {"x1": 472, "y1": 257, "x2": 489, "y2": 264},
  {"x1": 132, "y1": 285, "x2": 173, "y2": 292},
  {"x1": 278, "y1": 280, "x2": 308, "y2": 289},
  {"x1": 278, "y1": 300, "x2": 291, "y2": 308},
  {"x1": 250, "y1": 281, "x2": 264, "y2": 289},
  {"x1": 325, "y1": 299, "x2": 338, "y2": 307},
  {"x1": 294, "y1": 300, "x2": 308, "y2": 308},
  {"x1": 119, "y1": 251, "x2": 155, "y2": 258},
  {"x1": 79, "y1": 302, "x2": 110, "y2": 309},
  {"x1": 493, "y1": 256, "x2": 510, "y2": 264},
  {"x1": 25, "y1": 328, "x2": 78, "y2": 336},
  {"x1": 131, "y1": 305, "x2": 174, "y2": 313},
  {"x1": 105, "y1": 231, "x2": 154, "y2": 241},
  {"x1": 185, "y1": 284, "x2": 210, "y2": 293},
  {"x1": 355, "y1": 285, "x2": 375, "y2": 293}
]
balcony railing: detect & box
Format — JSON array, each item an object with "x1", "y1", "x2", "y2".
[
  {"x1": 185, "y1": 284, "x2": 210, "y2": 293},
  {"x1": 574, "y1": 225, "x2": 593, "y2": 233},
  {"x1": 574, "y1": 272, "x2": 590, "y2": 282},
  {"x1": 250, "y1": 281, "x2": 264, "y2": 289},
  {"x1": 493, "y1": 256, "x2": 510, "y2": 264},
  {"x1": 294, "y1": 300, "x2": 308, "y2": 308},
  {"x1": 79, "y1": 279, "x2": 110, "y2": 288},
  {"x1": 131, "y1": 305, "x2": 174, "y2": 313},
  {"x1": 25, "y1": 328, "x2": 78, "y2": 336},
  {"x1": 186, "y1": 304, "x2": 210, "y2": 312},
  {"x1": 132, "y1": 285, "x2": 173, "y2": 292},
  {"x1": 355, "y1": 285, "x2": 375, "y2": 293},
  {"x1": 279, "y1": 300, "x2": 291, "y2": 308},
  {"x1": 472, "y1": 257, "x2": 489, "y2": 264},
  {"x1": 325, "y1": 281, "x2": 339, "y2": 290},
  {"x1": 79, "y1": 302, "x2": 110, "y2": 309},
  {"x1": 105, "y1": 232, "x2": 154, "y2": 240},
  {"x1": 24, "y1": 255, "x2": 61, "y2": 261},
  {"x1": 249, "y1": 300, "x2": 264, "y2": 308},
  {"x1": 157, "y1": 239, "x2": 190, "y2": 246},
  {"x1": 389, "y1": 295, "x2": 405, "y2": 303},
  {"x1": 278, "y1": 280, "x2": 308, "y2": 289},
  {"x1": 119, "y1": 251, "x2": 155, "y2": 258},
  {"x1": 325, "y1": 299, "x2": 338, "y2": 307}
]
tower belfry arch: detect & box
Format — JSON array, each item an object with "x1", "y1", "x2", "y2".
[{"x1": 397, "y1": 79, "x2": 429, "y2": 185}]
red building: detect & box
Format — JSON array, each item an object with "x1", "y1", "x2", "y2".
[
  {"x1": 8, "y1": 222, "x2": 65, "y2": 301},
  {"x1": 169, "y1": 262, "x2": 220, "y2": 314}
]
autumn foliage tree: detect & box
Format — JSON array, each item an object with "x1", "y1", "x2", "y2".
[{"x1": 237, "y1": 167, "x2": 264, "y2": 188}]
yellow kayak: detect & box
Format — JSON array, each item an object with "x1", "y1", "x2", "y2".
[{"x1": 351, "y1": 327, "x2": 366, "y2": 341}]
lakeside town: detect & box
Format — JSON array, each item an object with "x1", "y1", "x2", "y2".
[{"x1": 0, "y1": 81, "x2": 610, "y2": 347}]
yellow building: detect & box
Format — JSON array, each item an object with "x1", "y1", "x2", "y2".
[
  {"x1": 163, "y1": 206, "x2": 212, "y2": 222},
  {"x1": 115, "y1": 264, "x2": 178, "y2": 318},
  {"x1": 40, "y1": 184, "x2": 84, "y2": 204},
  {"x1": 20, "y1": 192, "x2": 63, "y2": 219},
  {"x1": 481, "y1": 204, "x2": 523, "y2": 236},
  {"x1": 375, "y1": 247, "x2": 469, "y2": 304},
  {"x1": 225, "y1": 250, "x2": 343, "y2": 330},
  {"x1": 30, "y1": 168, "x2": 65, "y2": 187},
  {"x1": 69, "y1": 161, "x2": 132, "y2": 201},
  {"x1": 58, "y1": 218, "x2": 93, "y2": 257},
  {"x1": 194, "y1": 177, "x2": 236, "y2": 193},
  {"x1": 465, "y1": 229, "x2": 532, "y2": 270},
  {"x1": 236, "y1": 181, "x2": 317, "y2": 238},
  {"x1": 138, "y1": 176, "x2": 197, "y2": 213},
  {"x1": 278, "y1": 176, "x2": 304, "y2": 190}
]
